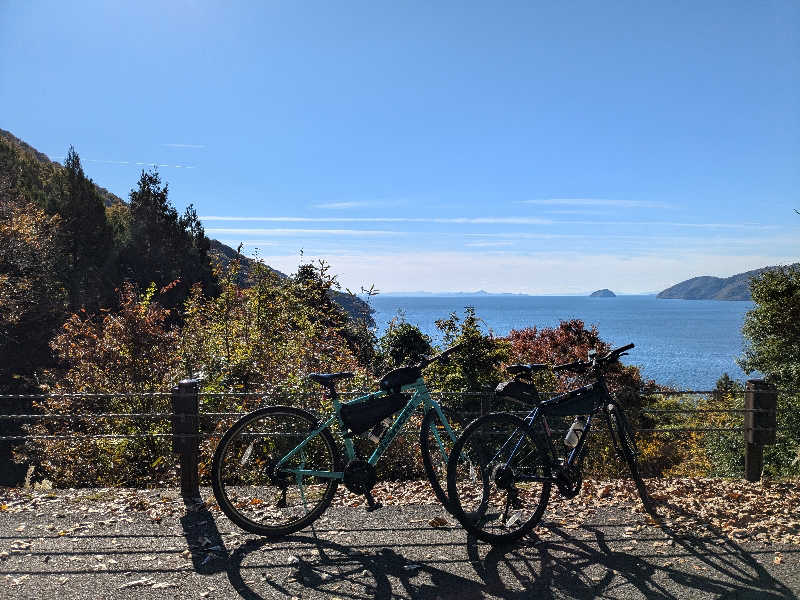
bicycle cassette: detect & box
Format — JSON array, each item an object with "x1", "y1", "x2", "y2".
[{"x1": 555, "y1": 465, "x2": 582, "y2": 499}]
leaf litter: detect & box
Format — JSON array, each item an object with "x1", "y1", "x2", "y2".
[{"x1": 1, "y1": 476, "x2": 798, "y2": 547}]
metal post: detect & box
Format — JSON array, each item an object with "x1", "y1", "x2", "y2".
[
  {"x1": 171, "y1": 379, "x2": 200, "y2": 499},
  {"x1": 479, "y1": 386, "x2": 493, "y2": 416},
  {"x1": 743, "y1": 379, "x2": 777, "y2": 482}
]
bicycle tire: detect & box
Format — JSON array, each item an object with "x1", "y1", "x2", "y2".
[
  {"x1": 607, "y1": 402, "x2": 668, "y2": 520},
  {"x1": 211, "y1": 405, "x2": 340, "y2": 537},
  {"x1": 419, "y1": 405, "x2": 465, "y2": 512},
  {"x1": 447, "y1": 412, "x2": 551, "y2": 544}
]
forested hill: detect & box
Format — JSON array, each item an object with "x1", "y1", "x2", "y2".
[
  {"x1": 657, "y1": 265, "x2": 800, "y2": 300},
  {"x1": 208, "y1": 240, "x2": 374, "y2": 325},
  {"x1": 0, "y1": 129, "x2": 372, "y2": 324},
  {"x1": 0, "y1": 128, "x2": 123, "y2": 208}
]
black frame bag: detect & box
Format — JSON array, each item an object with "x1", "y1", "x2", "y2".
[{"x1": 340, "y1": 393, "x2": 409, "y2": 434}]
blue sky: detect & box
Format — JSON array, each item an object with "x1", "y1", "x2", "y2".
[{"x1": 2, "y1": 1, "x2": 798, "y2": 293}]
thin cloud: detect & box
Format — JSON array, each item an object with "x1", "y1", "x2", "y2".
[
  {"x1": 521, "y1": 198, "x2": 674, "y2": 209},
  {"x1": 200, "y1": 216, "x2": 552, "y2": 225},
  {"x1": 313, "y1": 201, "x2": 372, "y2": 209},
  {"x1": 257, "y1": 251, "x2": 799, "y2": 295},
  {"x1": 162, "y1": 143, "x2": 205, "y2": 149},
  {"x1": 313, "y1": 199, "x2": 405, "y2": 209},
  {"x1": 465, "y1": 241, "x2": 515, "y2": 247},
  {"x1": 204, "y1": 228, "x2": 403, "y2": 236},
  {"x1": 54, "y1": 157, "x2": 197, "y2": 169},
  {"x1": 217, "y1": 239, "x2": 279, "y2": 247},
  {"x1": 565, "y1": 220, "x2": 776, "y2": 229},
  {"x1": 544, "y1": 209, "x2": 614, "y2": 215}
]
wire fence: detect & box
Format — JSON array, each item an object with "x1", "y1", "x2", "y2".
[
  {"x1": 2, "y1": 385, "x2": 797, "y2": 489},
  {"x1": 1, "y1": 387, "x2": 797, "y2": 441}
]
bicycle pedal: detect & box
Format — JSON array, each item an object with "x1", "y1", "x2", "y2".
[{"x1": 364, "y1": 490, "x2": 382, "y2": 512}]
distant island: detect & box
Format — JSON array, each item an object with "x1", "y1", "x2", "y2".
[
  {"x1": 657, "y1": 264, "x2": 799, "y2": 301},
  {"x1": 589, "y1": 289, "x2": 616, "y2": 298}
]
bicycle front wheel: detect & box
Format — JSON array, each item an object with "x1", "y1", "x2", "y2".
[
  {"x1": 447, "y1": 412, "x2": 551, "y2": 544},
  {"x1": 607, "y1": 402, "x2": 669, "y2": 521},
  {"x1": 211, "y1": 406, "x2": 340, "y2": 537}
]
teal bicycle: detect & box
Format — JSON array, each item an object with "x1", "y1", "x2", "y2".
[{"x1": 211, "y1": 344, "x2": 465, "y2": 537}]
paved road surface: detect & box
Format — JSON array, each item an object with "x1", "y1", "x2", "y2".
[{"x1": 1, "y1": 489, "x2": 798, "y2": 599}]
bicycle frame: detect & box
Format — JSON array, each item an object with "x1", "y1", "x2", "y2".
[
  {"x1": 496, "y1": 379, "x2": 618, "y2": 483},
  {"x1": 275, "y1": 377, "x2": 454, "y2": 480}
]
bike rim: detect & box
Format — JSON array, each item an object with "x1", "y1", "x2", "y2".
[{"x1": 215, "y1": 410, "x2": 336, "y2": 532}]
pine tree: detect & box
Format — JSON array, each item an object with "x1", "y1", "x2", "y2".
[
  {"x1": 121, "y1": 168, "x2": 214, "y2": 309},
  {"x1": 51, "y1": 147, "x2": 113, "y2": 311}
]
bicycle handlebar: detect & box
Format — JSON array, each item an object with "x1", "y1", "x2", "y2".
[
  {"x1": 551, "y1": 343, "x2": 635, "y2": 374},
  {"x1": 418, "y1": 342, "x2": 465, "y2": 369},
  {"x1": 602, "y1": 343, "x2": 635, "y2": 363},
  {"x1": 553, "y1": 360, "x2": 585, "y2": 373}
]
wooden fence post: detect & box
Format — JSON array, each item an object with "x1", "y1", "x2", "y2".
[
  {"x1": 744, "y1": 379, "x2": 777, "y2": 482},
  {"x1": 171, "y1": 379, "x2": 200, "y2": 499}
]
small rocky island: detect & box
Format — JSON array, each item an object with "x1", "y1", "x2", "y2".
[{"x1": 590, "y1": 289, "x2": 616, "y2": 297}]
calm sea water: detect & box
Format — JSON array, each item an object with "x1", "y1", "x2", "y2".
[{"x1": 369, "y1": 295, "x2": 755, "y2": 389}]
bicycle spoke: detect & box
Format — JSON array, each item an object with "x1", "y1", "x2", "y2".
[
  {"x1": 448, "y1": 412, "x2": 551, "y2": 543},
  {"x1": 212, "y1": 407, "x2": 339, "y2": 537}
]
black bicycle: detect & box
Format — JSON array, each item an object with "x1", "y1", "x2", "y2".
[{"x1": 446, "y1": 343, "x2": 664, "y2": 544}]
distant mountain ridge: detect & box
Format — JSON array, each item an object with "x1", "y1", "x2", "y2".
[
  {"x1": 380, "y1": 290, "x2": 529, "y2": 297},
  {"x1": 657, "y1": 264, "x2": 799, "y2": 300}
]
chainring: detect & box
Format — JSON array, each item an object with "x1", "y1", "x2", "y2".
[{"x1": 343, "y1": 459, "x2": 377, "y2": 495}]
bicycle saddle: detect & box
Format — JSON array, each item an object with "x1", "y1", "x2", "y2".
[
  {"x1": 378, "y1": 366, "x2": 422, "y2": 393},
  {"x1": 495, "y1": 379, "x2": 540, "y2": 403},
  {"x1": 309, "y1": 372, "x2": 355, "y2": 386}
]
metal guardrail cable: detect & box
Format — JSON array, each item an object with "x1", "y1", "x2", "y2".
[
  {"x1": 0, "y1": 433, "x2": 196, "y2": 441},
  {"x1": 2, "y1": 426, "x2": 786, "y2": 441},
  {"x1": 0, "y1": 393, "x2": 171, "y2": 399},
  {"x1": 2, "y1": 388, "x2": 797, "y2": 400},
  {"x1": 637, "y1": 408, "x2": 777, "y2": 414},
  {"x1": 0, "y1": 413, "x2": 174, "y2": 420},
  {"x1": 2, "y1": 407, "x2": 793, "y2": 421}
]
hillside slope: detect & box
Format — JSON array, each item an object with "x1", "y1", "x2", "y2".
[
  {"x1": 657, "y1": 265, "x2": 799, "y2": 300},
  {"x1": 0, "y1": 129, "x2": 373, "y2": 324},
  {"x1": 208, "y1": 240, "x2": 374, "y2": 326},
  {"x1": 0, "y1": 128, "x2": 123, "y2": 207}
]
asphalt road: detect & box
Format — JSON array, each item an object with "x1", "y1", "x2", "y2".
[{"x1": 1, "y1": 489, "x2": 798, "y2": 599}]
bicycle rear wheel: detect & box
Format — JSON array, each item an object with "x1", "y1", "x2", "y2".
[
  {"x1": 420, "y1": 405, "x2": 465, "y2": 511},
  {"x1": 211, "y1": 406, "x2": 340, "y2": 537},
  {"x1": 607, "y1": 402, "x2": 669, "y2": 520},
  {"x1": 447, "y1": 412, "x2": 551, "y2": 544}
]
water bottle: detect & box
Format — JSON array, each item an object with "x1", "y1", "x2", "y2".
[
  {"x1": 564, "y1": 416, "x2": 587, "y2": 448},
  {"x1": 367, "y1": 417, "x2": 394, "y2": 444}
]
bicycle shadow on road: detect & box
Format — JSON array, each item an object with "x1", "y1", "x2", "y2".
[
  {"x1": 220, "y1": 526, "x2": 488, "y2": 600},
  {"x1": 466, "y1": 510, "x2": 798, "y2": 599}
]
